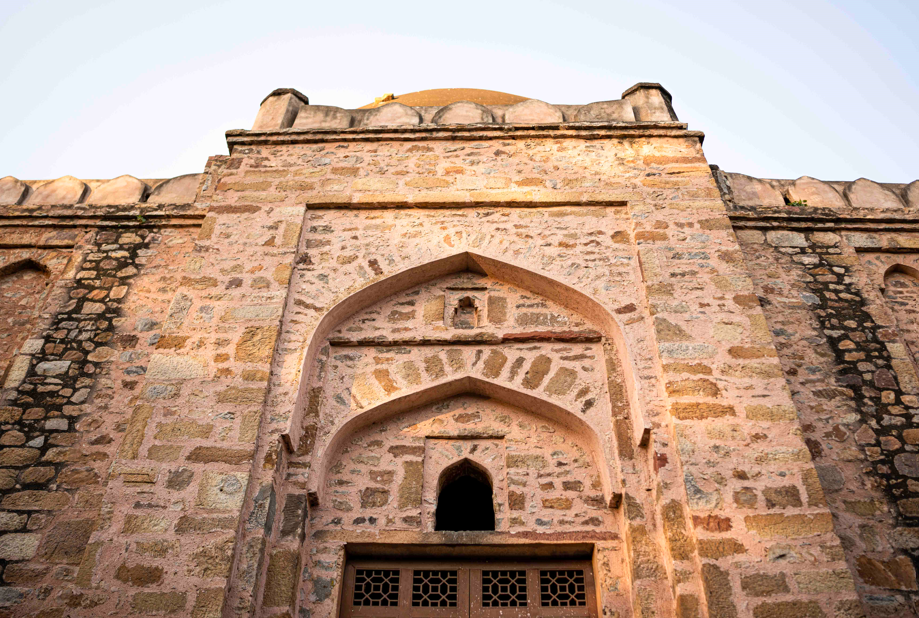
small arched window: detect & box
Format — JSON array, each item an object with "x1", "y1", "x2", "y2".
[
  {"x1": 435, "y1": 459, "x2": 495, "y2": 531},
  {"x1": 452, "y1": 296, "x2": 478, "y2": 330}
]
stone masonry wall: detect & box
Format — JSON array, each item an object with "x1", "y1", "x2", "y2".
[{"x1": 736, "y1": 227, "x2": 919, "y2": 617}]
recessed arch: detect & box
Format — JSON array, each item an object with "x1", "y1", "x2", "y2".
[
  {"x1": 883, "y1": 263, "x2": 919, "y2": 288},
  {"x1": 435, "y1": 458, "x2": 495, "y2": 532},
  {"x1": 0, "y1": 258, "x2": 51, "y2": 279},
  {"x1": 308, "y1": 375, "x2": 619, "y2": 507},
  {"x1": 284, "y1": 251, "x2": 643, "y2": 454}
]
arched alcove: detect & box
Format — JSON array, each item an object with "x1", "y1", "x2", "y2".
[
  {"x1": 0, "y1": 259, "x2": 52, "y2": 381},
  {"x1": 285, "y1": 251, "x2": 644, "y2": 460},
  {"x1": 435, "y1": 459, "x2": 495, "y2": 531}
]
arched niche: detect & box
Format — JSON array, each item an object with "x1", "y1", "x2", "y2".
[
  {"x1": 883, "y1": 263, "x2": 919, "y2": 290},
  {"x1": 284, "y1": 251, "x2": 644, "y2": 458},
  {"x1": 0, "y1": 258, "x2": 52, "y2": 383},
  {"x1": 309, "y1": 376, "x2": 619, "y2": 511},
  {"x1": 435, "y1": 458, "x2": 495, "y2": 532}
]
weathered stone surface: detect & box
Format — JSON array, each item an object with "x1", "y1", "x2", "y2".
[
  {"x1": 844, "y1": 177, "x2": 905, "y2": 209},
  {"x1": 433, "y1": 101, "x2": 495, "y2": 125},
  {"x1": 504, "y1": 99, "x2": 563, "y2": 124},
  {"x1": 235, "y1": 326, "x2": 278, "y2": 363},
  {"x1": 27, "y1": 175, "x2": 87, "y2": 205},
  {"x1": 146, "y1": 354, "x2": 207, "y2": 381},
  {"x1": 0, "y1": 176, "x2": 29, "y2": 205},
  {"x1": 89, "y1": 175, "x2": 148, "y2": 204},
  {"x1": 293, "y1": 105, "x2": 353, "y2": 129},
  {"x1": 575, "y1": 100, "x2": 635, "y2": 122},
  {"x1": 729, "y1": 173, "x2": 784, "y2": 207},
  {"x1": 262, "y1": 549, "x2": 299, "y2": 607},
  {"x1": 196, "y1": 471, "x2": 248, "y2": 510},
  {"x1": 147, "y1": 174, "x2": 202, "y2": 204},
  {"x1": 362, "y1": 102, "x2": 422, "y2": 127},
  {"x1": 785, "y1": 176, "x2": 846, "y2": 209},
  {"x1": 0, "y1": 533, "x2": 40, "y2": 560}
]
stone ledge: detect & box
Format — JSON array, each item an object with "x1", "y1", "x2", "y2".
[{"x1": 226, "y1": 121, "x2": 700, "y2": 149}]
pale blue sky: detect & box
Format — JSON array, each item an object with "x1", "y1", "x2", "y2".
[{"x1": 0, "y1": 0, "x2": 916, "y2": 183}]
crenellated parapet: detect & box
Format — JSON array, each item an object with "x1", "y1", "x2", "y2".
[
  {"x1": 714, "y1": 168, "x2": 919, "y2": 216},
  {"x1": 248, "y1": 83, "x2": 678, "y2": 132},
  {"x1": 0, "y1": 173, "x2": 205, "y2": 207}
]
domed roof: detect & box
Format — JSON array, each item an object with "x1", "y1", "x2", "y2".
[{"x1": 359, "y1": 88, "x2": 529, "y2": 109}]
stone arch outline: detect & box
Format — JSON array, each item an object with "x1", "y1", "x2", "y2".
[
  {"x1": 434, "y1": 457, "x2": 496, "y2": 531},
  {"x1": 308, "y1": 375, "x2": 621, "y2": 507},
  {"x1": 882, "y1": 263, "x2": 919, "y2": 291},
  {"x1": 284, "y1": 251, "x2": 645, "y2": 456},
  {"x1": 0, "y1": 257, "x2": 52, "y2": 279}
]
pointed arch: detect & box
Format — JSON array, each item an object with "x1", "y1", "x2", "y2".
[
  {"x1": 435, "y1": 457, "x2": 495, "y2": 531},
  {"x1": 284, "y1": 251, "x2": 642, "y2": 453},
  {"x1": 0, "y1": 258, "x2": 51, "y2": 279},
  {"x1": 308, "y1": 375, "x2": 619, "y2": 506},
  {"x1": 883, "y1": 263, "x2": 919, "y2": 288}
]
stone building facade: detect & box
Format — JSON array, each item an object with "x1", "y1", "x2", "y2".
[{"x1": 0, "y1": 84, "x2": 917, "y2": 618}]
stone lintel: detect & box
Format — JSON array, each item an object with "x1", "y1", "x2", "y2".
[{"x1": 314, "y1": 531, "x2": 620, "y2": 547}]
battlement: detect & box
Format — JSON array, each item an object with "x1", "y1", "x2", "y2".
[
  {"x1": 714, "y1": 168, "x2": 919, "y2": 216},
  {"x1": 0, "y1": 173, "x2": 204, "y2": 207},
  {"x1": 248, "y1": 83, "x2": 679, "y2": 132}
]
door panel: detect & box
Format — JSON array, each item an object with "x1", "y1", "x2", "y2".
[{"x1": 341, "y1": 560, "x2": 596, "y2": 618}]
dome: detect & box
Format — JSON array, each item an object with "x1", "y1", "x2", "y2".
[{"x1": 359, "y1": 88, "x2": 528, "y2": 109}]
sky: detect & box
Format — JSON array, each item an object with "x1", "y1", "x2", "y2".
[{"x1": 0, "y1": 0, "x2": 916, "y2": 183}]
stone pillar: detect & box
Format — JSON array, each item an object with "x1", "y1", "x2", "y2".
[
  {"x1": 621, "y1": 83, "x2": 678, "y2": 122},
  {"x1": 252, "y1": 89, "x2": 309, "y2": 131}
]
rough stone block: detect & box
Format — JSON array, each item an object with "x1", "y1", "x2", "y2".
[
  {"x1": 196, "y1": 471, "x2": 248, "y2": 510},
  {"x1": 729, "y1": 174, "x2": 784, "y2": 207},
  {"x1": 146, "y1": 354, "x2": 207, "y2": 381},
  {"x1": 0, "y1": 533, "x2": 40, "y2": 560}
]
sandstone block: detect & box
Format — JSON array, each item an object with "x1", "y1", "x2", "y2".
[
  {"x1": 741, "y1": 573, "x2": 789, "y2": 596},
  {"x1": 192, "y1": 588, "x2": 225, "y2": 618},
  {"x1": 744, "y1": 513, "x2": 833, "y2": 538},
  {"x1": 0, "y1": 533, "x2": 40, "y2": 560},
  {"x1": 856, "y1": 555, "x2": 918, "y2": 590},
  {"x1": 752, "y1": 601, "x2": 824, "y2": 618},
  {"x1": 671, "y1": 402, "x2": 735, "y2": 420},
  {"x1": 35, "y1": 360, "x2": 70, "y2": 376},
  {"x1": 196, "y1": 471, "x2": 248, "y2": 510},
  {"x1": 131, "y1": 591, "x2": 187, "y2": 614},
  {"x1": 186, "y1": 447, "x2": 253, "y2": 465},
  {"x1": 765, "y1": 230, "x2": 808, "y2": 247},
  {"x1": 146, "y1": 354, "x2": 207, "y2": 381},
  {"x1": 263, "y1": 549, "x2": 299, "y2": 607},
  {"x1": 1, "y1": 490, "x2": 70, "y2": 510},
  {"x1": 235, "y1": 326, "x2": 278, "y2": 363}
]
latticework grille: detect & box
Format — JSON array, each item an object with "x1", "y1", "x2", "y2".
[
  {"x1": 539, "y1": 570, "x2": 586, "y2": 607},
  {"x1": 412, "y1": 570, "x2": 459, "y2": 607},
  {"x1": 482, "y1": 570, "x2": 528, "y2": 607},
  {"x1": 353, "y1": 569, "x2": 400, "y2": 607}
]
